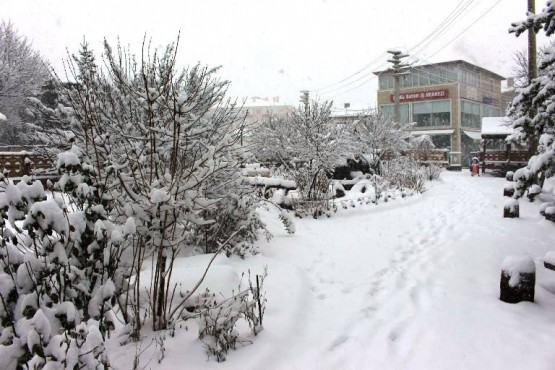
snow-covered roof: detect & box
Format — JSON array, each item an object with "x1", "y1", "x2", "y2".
[
  {"x1": 481, "y1": 117, "x2": 513, "y2": 136},
  {"x1": 463, "y1": 130, "x2": 481, "y2": 140},
  {"x1": 410, "y1": 129, "x2": 454, "y2": 136}
]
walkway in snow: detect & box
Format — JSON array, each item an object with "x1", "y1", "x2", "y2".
[
  {"x1": 255, "y1": 171, "x2": 555, "y2": 370},
  {"x1": 118, "y1": 171, "x2": 555, "y2": 370}
]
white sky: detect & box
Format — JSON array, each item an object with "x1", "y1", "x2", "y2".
[{"x1": 2, "y1": 0, "x2": 549, "y2": 111}]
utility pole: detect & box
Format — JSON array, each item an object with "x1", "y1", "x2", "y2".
[
  {"x1": 387, "y1": 50, "x2": 410, "y2": 123},
  {"x1": 527, "y1": 0, "x2": 538, "y2": 156},
  {"x1": 300, "y1": 90, "x2": 310, "y2": 111},
  {"x1": 528, "y1": 0, "x2": 537, "y2": 84}
]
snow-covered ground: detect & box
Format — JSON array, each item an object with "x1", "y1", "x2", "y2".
[{"x1": 111, "y1": 171, "x2": 555, "y2": 370}]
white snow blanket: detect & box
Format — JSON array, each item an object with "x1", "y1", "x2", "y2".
[{"x1": 109, "y1": 171, "x2": 555, "y2": 369}]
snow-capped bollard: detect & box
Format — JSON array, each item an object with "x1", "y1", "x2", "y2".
[
  {"x1": 503, "y1": 199, "x2": 519, "y2": 218},
  {"x1": 505, "y1": 171, "x2": 514, "y2": 182},
  {"x1": 544, "y1": 251, "x2": 555, "y2": 271},
  {"x1": 500, "y1": 255, "x2": 535, "y2": 303},
  {"x1": 503, "y1": 182, "x2": 515, "y2": 197}
]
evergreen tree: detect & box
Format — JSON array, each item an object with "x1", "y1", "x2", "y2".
[
  {"x1": 0, "y1": 21, "x2": 51, "y2": 145},
  {"x1": 508, "y1": 1, "x2": 555, "y2": 199}
]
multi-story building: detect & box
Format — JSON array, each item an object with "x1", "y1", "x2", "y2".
[{"x1": 374, "y1": 60, "x2": 505, "y2": 168}]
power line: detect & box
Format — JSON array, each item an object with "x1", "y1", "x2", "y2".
[
  {"x1": 408, "y1": 0, "x2": 476, "y2": 57},
  {"x1": 313, "y1": 53, "x2": 388, "y2": 93},
  {"x1": 322, "y1": 0, "x2": 503, "y2": 100},
  {"x1": 422, "y1": 0, "x2": 503, "y2": 60},
  {"x1": 313, "y1": 0, "x2": 476, "y2": 96}
]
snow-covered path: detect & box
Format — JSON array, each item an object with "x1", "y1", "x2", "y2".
[
  {"x1": 254, "y1": 171, "x2": 555, "y2": 370},
  {"x1": 122, "y1": 171, "x2": 555, "y2": 370}
]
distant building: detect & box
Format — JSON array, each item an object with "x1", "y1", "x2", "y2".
[
  {"x1": 236, "y1": 97, "x2": 295, "y2": 147},
  {"x1": 374, "y1": 60, "x2": 505, "y2": 168},
  {"x1": 240, "y1": 96, "x2": 294, "y2": 124}
]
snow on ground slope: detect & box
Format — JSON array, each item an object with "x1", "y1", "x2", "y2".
[{"x1": 111, "y1": 171, "x2": 555, "y2": 370}]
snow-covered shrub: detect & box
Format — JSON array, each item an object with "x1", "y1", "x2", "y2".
[
  {"x1": 198, "y1": 270, "x2": 266, "y2": 362},
  {"x1": 52, "y1": 38, "x2": 267, "y2": 332},
  {"x1": 250, "y1": 100, "x2": 356, "y2": 218},
  {"x1": 0, "y1": 147, "x2": 133, "y2": 369},
  {"x1": 383, "y1": 156, "x2": 426, "y2": 193},
  {"x1": 292, "y1": 170, "x2": 333, "y2": 218},
  {"x1": 421, "y1": 163, "x2": 442, "y2": 181},
  {"x1": 200, "y1": 192, "x2": 270, "y2": 258}
]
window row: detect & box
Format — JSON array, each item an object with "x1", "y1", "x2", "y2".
[
  {"x1": 380, "y1": 100, "x2": 450, "y2": 127},
  {"x1": 378, "y1": 65, "x2": 485, "y2": 90},
  {"x1": 379, "y1": 99, "x2": 501, "y2": 129}
]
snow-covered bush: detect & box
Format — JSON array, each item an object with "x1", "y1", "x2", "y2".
[
  {"x1": 52, "y1": 38, "x2": 266, "y2": 332},
  {"x1": 250, "y1": 100, "x2": 354, "y2": 218},
  {"x1": 0, "y1": 148, "x2": 133, "y2": 369},
  {"x1": 200, "y1": 192, "x2": 270, "y2": 258},
  {"x1": 292, "y1": 170, "x2": 333, "y2": 218},
  {"x1": 421, "y1": 164, "x2": 442, "y2": 181},
  {"x1": 197, "y1": 270, "x2": 266, "y2": 362},
  {"x1": 382, "y1": 156, "x2": 426, "y2": 193}
]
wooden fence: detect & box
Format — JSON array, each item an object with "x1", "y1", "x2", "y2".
[
  {"x1": 470, "y1": 150, "x2": 530, "y2": 175},
  {"x1": 382, "y1": 149, "x2": 450, "y2": 167},
  {"x1": 0, "y1": 150, "x2": 55, "y2": 177}
]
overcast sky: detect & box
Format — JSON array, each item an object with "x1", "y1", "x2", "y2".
[{"x1": 2, "y1": 0, "x2": 548, "y2": 111}]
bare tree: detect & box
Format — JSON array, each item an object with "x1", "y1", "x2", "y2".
[{"x1": 511, "y1": 40, "x2": 555, "y2": 88}]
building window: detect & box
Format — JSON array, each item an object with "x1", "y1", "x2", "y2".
[
  {"x1": 413, "y1": 100, "x2": 450, "y2": 127},
  {"x1": 482, "y1": 105, "x2": 501, "y2": 118},
  {"x1": 429, "y1": 67, "x2": 440, "y2": 85},
  {"x1": 379, "y1": 74, "x2": 394, "y2": 90},
  {"x1": 487, "y1": 78, "x2": 494, "y2": 93},
  {"x1": 459, "y1": 67, "x2": 480, "y2": 88},
  {"x1": 401, "y1": 74, "x2": 413, "y2": 88},
  {"x1": 418, "y1": 70, "x2": 430, "y2": 86},
  {"x1": 379, "y1": 104, "x2": 410, "y2": 124},
  {"x1": 461, "y1": 100, "x2": 481, "y2": 128}
]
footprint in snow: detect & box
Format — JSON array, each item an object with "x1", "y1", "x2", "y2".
[{"x1": 328, "y1": 336, "x2": 349, "y2": 351}]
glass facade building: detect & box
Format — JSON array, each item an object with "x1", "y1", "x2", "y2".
[{"x1": 374, "y1": 60, "x2": 505, "y2": 168}]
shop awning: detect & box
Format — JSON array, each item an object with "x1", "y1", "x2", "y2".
[
  {"x1": 410, "y1": 129, "x2": 454, "y2": 136},
  {"x1": 463, "y1": 130, "x2": 482, "y2": 140}
]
